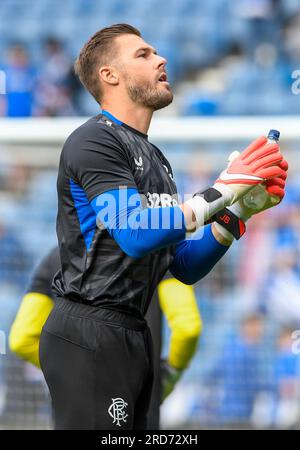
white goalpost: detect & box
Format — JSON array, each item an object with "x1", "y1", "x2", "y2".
[{"x1": 0, "y1": 116, "x2": 299, "y2": 169}]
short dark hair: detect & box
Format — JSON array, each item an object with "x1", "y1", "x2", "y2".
[{"x1": 74, "y1": 24, "x2": 141, "y2": 104}]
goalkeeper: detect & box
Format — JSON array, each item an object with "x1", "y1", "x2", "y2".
[
  {"x1": 9, "y1": 136, "x2": 288, "y2": 405},
  {"x1": 9, "y1": 247, "x2": 202, "y2": 411},
  {"x1": 40, "y1": 24, "x2": 288, "y2": 429}
]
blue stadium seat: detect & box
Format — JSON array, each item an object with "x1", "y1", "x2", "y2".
[{"x1": 0, "y1": 0, "x2": 299, "y2": 117}]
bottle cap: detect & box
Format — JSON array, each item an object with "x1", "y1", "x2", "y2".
[{"x1": 268, "y1": 129, "x2": 280, "y2": 142}]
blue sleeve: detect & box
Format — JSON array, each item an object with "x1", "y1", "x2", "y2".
[
  {"x1": 91, "y1": 188, "x2": 186, "y2": 259},
  {"x1": 169, "y1": 224, "x2": 230, "y2": 285}
]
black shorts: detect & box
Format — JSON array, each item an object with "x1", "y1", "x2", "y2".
[{"x1": 39, "y1": 298, "x2": 154, "y2": 430}]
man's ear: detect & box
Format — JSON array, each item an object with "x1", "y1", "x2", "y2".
[{"x1": 99, "y1": 66, "x2": 119, "y2": 86}]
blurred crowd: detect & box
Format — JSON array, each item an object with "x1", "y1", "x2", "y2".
[
  {"x1": 0, "y1": 0, "x2": 300, "y2": 117},
  {"x1": 161, "y1": 164, "x2": 300, "y2": 430},
  {"x1": 0, "y1": 38, "x2": 82, "y2": 117},
  {"x1": 0, "y1": 163, "x2": 56, "y2": 428}
]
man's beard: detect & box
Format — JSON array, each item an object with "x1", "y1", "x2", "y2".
[{"x1": 126, "y1": 77, "x2": 173, "y2": 111}]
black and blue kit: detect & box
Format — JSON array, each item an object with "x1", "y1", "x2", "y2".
[{"x1": 40, "y1": 111, "x2": 228, "y2": 429}]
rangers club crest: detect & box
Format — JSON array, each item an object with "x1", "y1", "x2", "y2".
[{"x1": 108, "y1": 398, "x2": 128, "y2": 426}]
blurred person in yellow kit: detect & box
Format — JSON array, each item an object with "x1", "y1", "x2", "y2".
[{"x1": 9, "y1": 246, "x2": 202, "y2": 424}]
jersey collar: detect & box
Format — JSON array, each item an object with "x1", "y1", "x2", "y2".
[
  {"x1": 101, "y1": 110, "x2": 148, "y2": 140},
  {"x1": 102, "y1": 110, "x2": 123, "y2": 125}
]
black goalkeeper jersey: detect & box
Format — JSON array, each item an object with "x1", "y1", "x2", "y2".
[{"x1": 52, "y1": 113, "x2": 178, "y2": 317}]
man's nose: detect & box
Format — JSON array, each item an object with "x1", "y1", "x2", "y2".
[{"x1": 157, "y1": 54, "x2": 167, "y2": 68}]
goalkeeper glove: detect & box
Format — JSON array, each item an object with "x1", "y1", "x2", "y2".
[
  {"x1": 160, "y1": 359, "x2": 183, "y2": 403},
  {"x1": 186, "y1": 136, "x2": 284, "y2": 228},
  {"x1": 213, "y1": 157, "x2": 288, "y2": 241}
]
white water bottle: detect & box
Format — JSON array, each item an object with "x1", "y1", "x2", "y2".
[{"x1": 243, "y1": 129, "x2": 280, "y2": 210}]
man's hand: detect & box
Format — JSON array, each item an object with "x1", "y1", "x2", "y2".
[
  {"x1": 214, "y1": 157, "x2": 288, "y2": 240},
  {"x1": 214, "y1": 136, "x2": 284, "y2": 205},
  {"x1": 230, "y1": 161, "x2": 287, "y2": 221},
  {"x1": 160, "y1": 360, "x2": 183, "y2": 403},
  {"x1": 184, "y1": 136, "x2": 285, "y2": 231}
]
